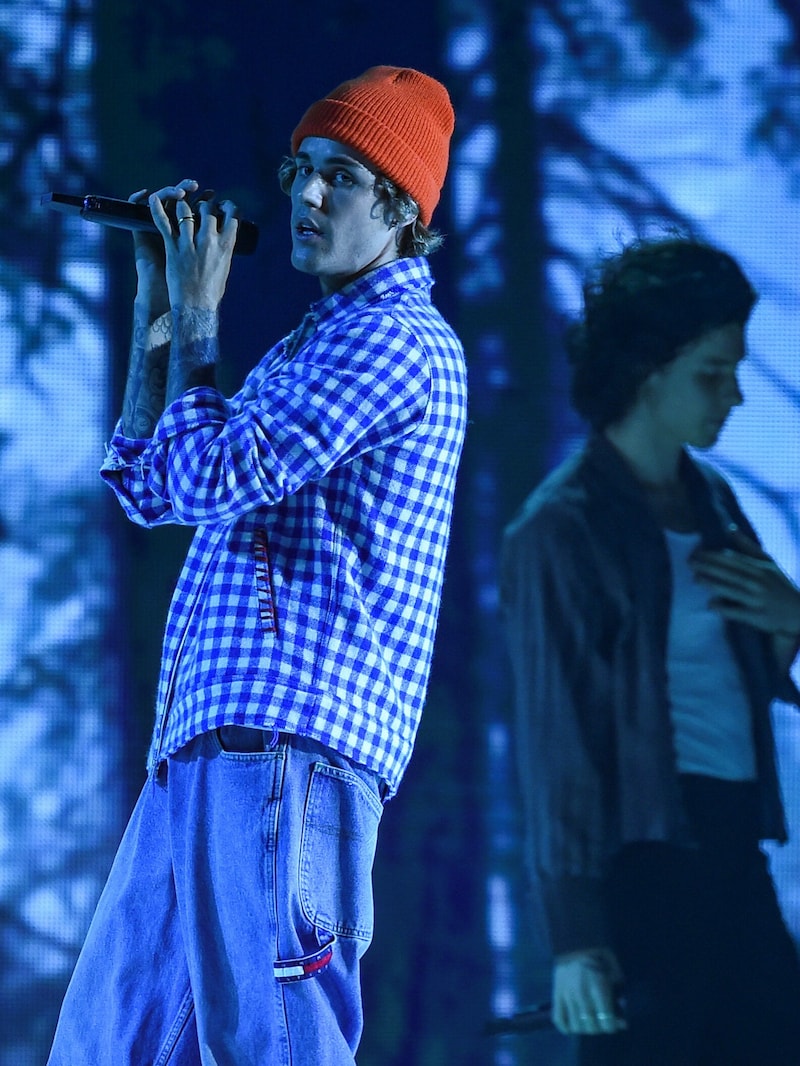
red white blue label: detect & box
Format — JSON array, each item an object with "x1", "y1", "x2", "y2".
[{"x1": 273, "y1": 938, "x2": 335, "y2": 983}]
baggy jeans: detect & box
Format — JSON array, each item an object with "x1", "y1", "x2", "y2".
[{"x1": 47, "y1": 728, "x2": 385, "y2": 1066}]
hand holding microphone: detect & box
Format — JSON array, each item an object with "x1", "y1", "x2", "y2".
[
  {"x1": 41, "y1": 185, "x2": 259, "y2": 256},
  {"x1": 145, "y1": 181, "x2": 239, "y2": 314}
]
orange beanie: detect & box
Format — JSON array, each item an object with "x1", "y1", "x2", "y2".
[{"x1": 290, "y1": 66, "x2": 454, "y2": 226}]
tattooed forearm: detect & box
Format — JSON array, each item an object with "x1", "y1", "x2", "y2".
[
  {"x1": 120, "y1": 312, "x2": 172, "y2": 438},
  {"x1": 119, "y1": 307, "x2": 220, "y2": 437},
  {"x1": 165, "y1": 307, "x2": 220, "y2": 405}
]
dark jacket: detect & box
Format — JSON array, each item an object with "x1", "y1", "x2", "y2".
[{"x1": 500, "y1": 434, "x2": 799, "y2": 954}]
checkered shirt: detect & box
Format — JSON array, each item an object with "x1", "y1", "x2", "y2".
[{"x1": 101, "y1": 257, "x2": 467, "y2": 795}]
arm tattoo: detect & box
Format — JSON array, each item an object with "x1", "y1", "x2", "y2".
[
  {"x1": 120, "y1": 312, "x2": 172, "y2": 438},
  {"x1": 165, "y1": 307, "x2": 220, "y2": 406},
  {"x1": 119, "y1": 308, "x2": 221, "y2": 438}
]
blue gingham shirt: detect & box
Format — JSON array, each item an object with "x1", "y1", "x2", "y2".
[{"x1": 101, "y1": 257, "x2": 467, "y2": 795}]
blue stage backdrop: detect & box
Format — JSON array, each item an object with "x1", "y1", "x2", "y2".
[
  {"x1": 3, "y1": 1, "x2": 799, "y2": 1064},
  {"x1": 0, "y1": 3, "x2": 127, "y2": 1064}
]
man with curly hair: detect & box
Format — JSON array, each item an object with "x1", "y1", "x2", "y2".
[{"x1": 502, "y1": 237, "x2": 800, "y2": 1065}]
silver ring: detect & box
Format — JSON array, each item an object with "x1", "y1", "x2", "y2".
[{"x1": 177, "y1": 215, "x2": 195, "y2": 226}]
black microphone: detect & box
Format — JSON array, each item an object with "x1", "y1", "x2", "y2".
[
  {"x1": 484, "y1": 1002, "x2": 556, "y2": 1035},
  {"x1": 41, "y1": 192, "x2": 259, "y2": 256},
  {"x1": 484, "y1": 994, "x2": 626, "y2": 1036}
]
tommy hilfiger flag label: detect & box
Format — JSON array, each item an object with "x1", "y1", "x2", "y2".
[{"x1": 273, "y1": 938, "x2": 335, "y2": 983}]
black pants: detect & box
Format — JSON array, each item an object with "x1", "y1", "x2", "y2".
[{"x1": 579, "y1": 775, "x2": 800, "y2": 1066}]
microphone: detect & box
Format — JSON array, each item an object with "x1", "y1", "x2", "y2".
[
  {"x1": 484, "y1": 994, "x2": 626, "y2": 1036},
  {"x1": 41, "y1": 192, "x2": 259, "y2": 256},
  {"x1": 484, "y1": 1002, "x2": 556, "y2": 1035}
]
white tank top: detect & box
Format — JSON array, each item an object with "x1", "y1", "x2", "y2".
[{"x1": 664, "y1": 529, "x2": 757, "y2": 781}]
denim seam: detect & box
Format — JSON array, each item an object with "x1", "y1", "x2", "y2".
[{"x1": 153, "y1": 985, "x2": 194, "y2": 1066}]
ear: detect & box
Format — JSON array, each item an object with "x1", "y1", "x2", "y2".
[
  {"x1": 641, "y1": 366, "x2": 662, "y2": 391},
  {"x1": 394, "y1": 201, "x2": 419, "y2": 227},
  {"x1": 638, "y1": 370, "x2": 659, "y2": 402},
  {"x1": 641, "y1": 355, "x2": 673, "y2": 389},
  {"x1": 637, "y1": 362, "x2": 674, "y2": 413},
  {"x1": 387, "y1": 211, "x2": 416, "y2": 239}
]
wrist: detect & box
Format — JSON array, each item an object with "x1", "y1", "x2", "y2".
[
  {"x1": 171, "y1": 306, "x2": 219, "y2": 357},
  {"x1": 555, "y1": 946, "x2": 612, "y2": 964},
  {"x1": 134, "y1": 288, "x2": 170, "y2": 321},
  {"x1": 777, "y1": 606, "x2": 800, "y2": 640},
  {"x1": 774, "y1": 629, "x2": 800, "y2": 661},
  {"x1": 165, "y1": 308, "x2": 220, "y2": 404}
]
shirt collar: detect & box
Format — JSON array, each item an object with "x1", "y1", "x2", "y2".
[
  {"x1": 585, "y1": 433, "x2": 729, "y2": 547},
  {"x1": 308, "y1": 257, "x2": 434, "y2": 325}
]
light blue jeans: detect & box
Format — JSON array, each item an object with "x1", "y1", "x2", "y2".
[{"x1": 47, "y1": 728, "x2": 385, "y2": 1065}]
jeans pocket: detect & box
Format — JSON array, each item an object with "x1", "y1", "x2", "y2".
[
  {"x1": 215, "y1": 726, "x2": 277, "y2": 754},
  {"x1": 299, "y1": 762, "x2": 383, "y2": 942}
]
